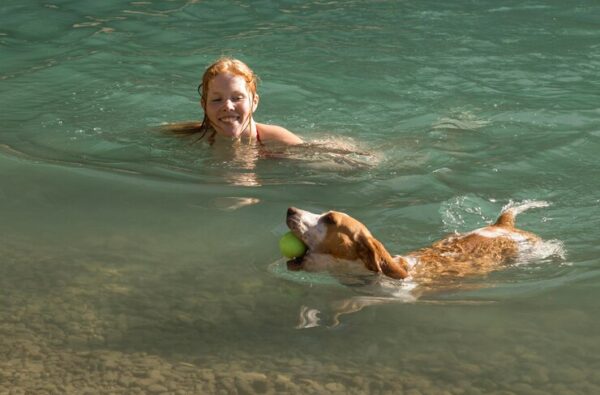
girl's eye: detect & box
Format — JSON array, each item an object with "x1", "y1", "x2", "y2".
[{"x1": 211, "y1": 98, "x2": 222, "y2": 103}]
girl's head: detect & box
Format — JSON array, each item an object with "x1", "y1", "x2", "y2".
[
  {"x1": 198, "y1": 57, "x2": 260, "y2": 140},
  {"x1": 199, "y1": 57, "x2": 258, "y2": 106}
]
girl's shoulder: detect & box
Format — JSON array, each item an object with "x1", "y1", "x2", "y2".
[{"x1": 256, "y1": 123, "x2": 303, "y2": 145}]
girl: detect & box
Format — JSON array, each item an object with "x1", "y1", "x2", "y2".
[{"x1": 167, "y1": 57, "x2": 303, "y2": 146}]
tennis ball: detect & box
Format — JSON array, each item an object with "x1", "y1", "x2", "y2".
[{"x1": 279, "y1": 231, "x2": 307, "y2": 258}]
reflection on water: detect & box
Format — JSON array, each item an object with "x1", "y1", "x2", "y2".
[
  {"x1": 214, "y1": 141, "x2": 263, "y2": 187},
  {"x1": 213, "y1": 197, "x2": 260, "y2": 211},
  {"x1": 170, "y1": 134, "x2": 381, "y2": 187}
]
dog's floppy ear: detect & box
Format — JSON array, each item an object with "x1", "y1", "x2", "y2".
[{"x1": 356, "y1": 234, "x2": 408, "y2": 279}]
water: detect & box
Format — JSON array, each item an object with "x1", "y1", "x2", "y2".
[{"x1": 1, "y1": 0, "x2": 600, "y2": 393}]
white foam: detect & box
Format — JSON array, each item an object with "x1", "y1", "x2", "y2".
[
  {"x1": 516, "y1": 239, "x2": 566, "y2": 265},
  {"x1": 501, "y1": 200, "x2": 550, "y2": 216}
]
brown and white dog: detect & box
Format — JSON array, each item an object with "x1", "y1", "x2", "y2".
[
  {"x1": 286, "y1": 201, "x2": 548, "y2": 328},
  {"x1": 285, "y1": 202, "x2": 550, "y2": 325}
]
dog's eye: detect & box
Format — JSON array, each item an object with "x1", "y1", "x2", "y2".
[{"x1": 322, "y1": 213, "x2": 336, "y2": 225}]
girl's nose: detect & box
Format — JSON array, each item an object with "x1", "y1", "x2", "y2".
[{"x1": 223, "y1": 99, "x2": 235, "y2": 110}]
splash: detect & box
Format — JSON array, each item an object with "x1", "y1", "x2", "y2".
[
  {"x1": 500, "y1": 199, "x2": 550, "y2": 216},
  {"x1": 517, "y1": 238, "x2": 566, "y2": 265},
  {"x1": 440, "y1": 195, "x2": 493, "y2": 231},
  {"x1": 499, "y1": 200, "x2": 566, "y2": 262},
  {"x1": 291, "y1": 136, "x2": 382, "y2": 170}
]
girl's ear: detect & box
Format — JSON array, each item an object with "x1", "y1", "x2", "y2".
[{"x1": 252, "y1": 94, "x2": 260, "y2": 112}]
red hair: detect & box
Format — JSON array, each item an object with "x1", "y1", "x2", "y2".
[{"x1": 199, "y1": 57, "x2": 258, "y2": 108}]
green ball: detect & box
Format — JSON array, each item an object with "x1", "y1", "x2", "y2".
[{"x1": 279, "y1": 231, "x2": 307, "y2": 258}]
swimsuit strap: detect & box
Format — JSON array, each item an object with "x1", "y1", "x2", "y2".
[{"x1": 255, "y1": 125, "x2": 263, "y2": 144}]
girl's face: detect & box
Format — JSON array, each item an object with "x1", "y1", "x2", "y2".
[{"x1": 204, "y1": 73, "x2": 259, "y2": 139}]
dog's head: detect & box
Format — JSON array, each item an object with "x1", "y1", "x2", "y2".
[{"x1": 285, "y1": 207, "x2": 408, "y2": 280}]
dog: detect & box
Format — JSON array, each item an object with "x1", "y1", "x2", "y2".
[{"x1": 285, "y1": 202, "x2": 551, "y2": 326}]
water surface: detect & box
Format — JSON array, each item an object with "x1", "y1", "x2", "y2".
[{"x1": 1, "y1": 0, "x2": 600, "y2": 393}]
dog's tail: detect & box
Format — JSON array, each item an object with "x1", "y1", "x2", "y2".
[{"x1": 494, "y1": 200, "x2": 549, "y2": 227}]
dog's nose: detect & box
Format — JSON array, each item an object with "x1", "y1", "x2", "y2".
[{"x1": 287, "y1": 207, "x2": 298, "y2": 217}]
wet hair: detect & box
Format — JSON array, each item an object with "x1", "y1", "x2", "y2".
[{"x1": 168, "y1": 57, "x2": 259, "y2": 143}]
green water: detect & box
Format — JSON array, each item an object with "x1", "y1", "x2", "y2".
[{"x1": 1, "y1": 1, "x2": 600, "y2": 393}]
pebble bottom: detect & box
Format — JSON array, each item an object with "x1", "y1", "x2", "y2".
[{"x1": 1, "y1": 245, "x2": 598, "y2": 394}]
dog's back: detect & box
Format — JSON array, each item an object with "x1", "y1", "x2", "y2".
[{"x1": 406, "y1": 201, "x2": 547, "y2": 284}]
